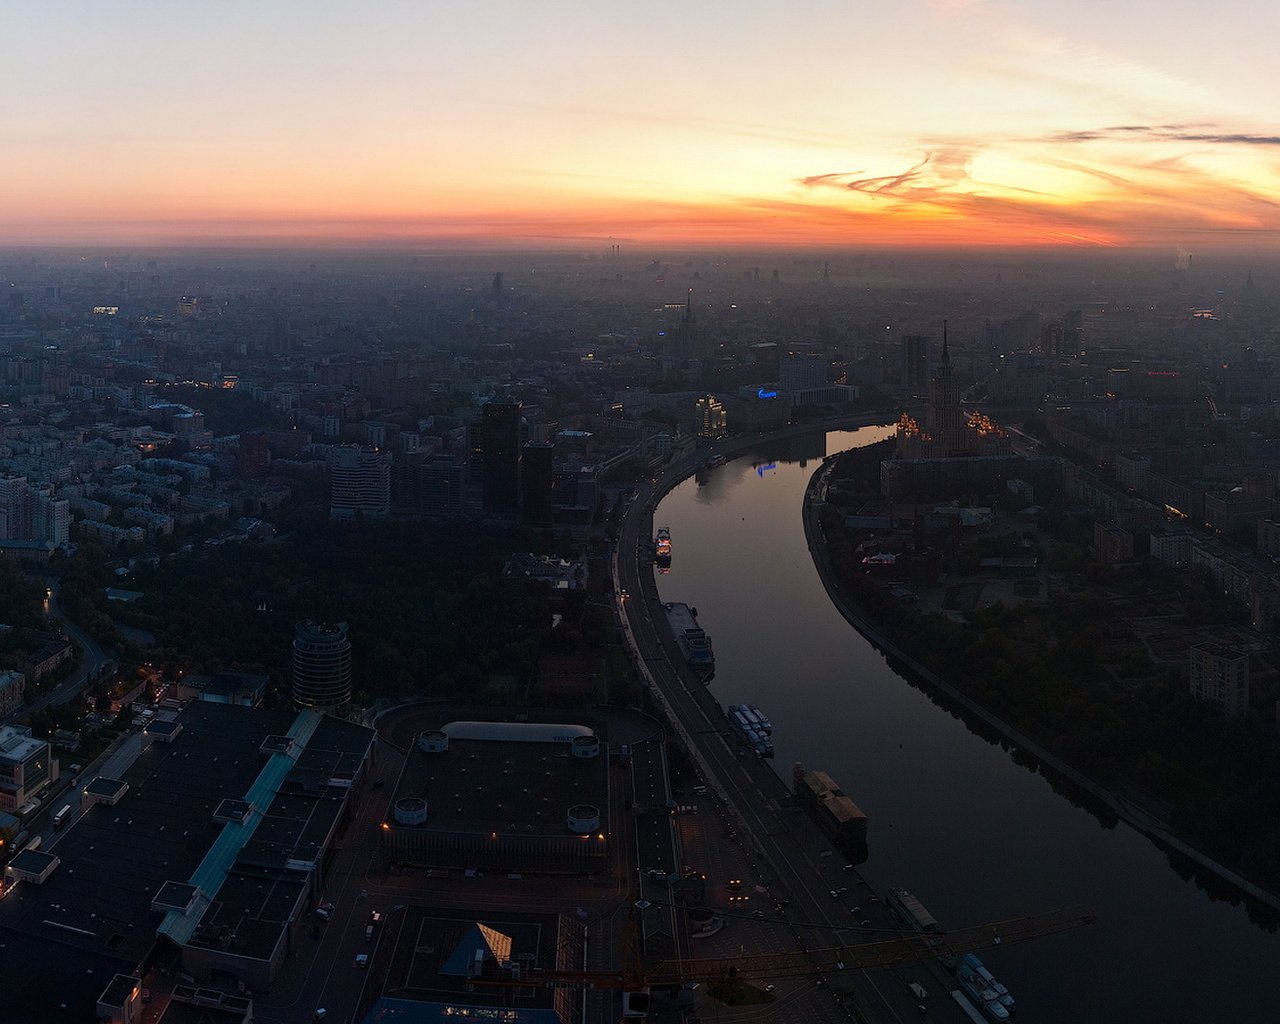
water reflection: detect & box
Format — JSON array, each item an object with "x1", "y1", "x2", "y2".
[{"x1": 656, "y1": 425, "x2": 1280, "y2": 1024}]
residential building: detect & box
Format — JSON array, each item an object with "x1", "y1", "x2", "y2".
[
  {"x1": 292, "y1": 620, "x2": 352, "y2": 713},
  {"x1": 0, "y1": 671, "x2": 24, "y2": 718},
  {"x1": 1189, "y1": 642, "x2": 1249, "y2": 718},
  {"x1": 328, "y1": 445, "x2": 391, "y2": 520}
]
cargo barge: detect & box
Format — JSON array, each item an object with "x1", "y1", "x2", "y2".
[
  {"x1": 727, "y1": 703, "x2": 773, "y2": 757},
  {"x1": 792, "y1": 762, "x2": 868, "y2": 863},
  {"x1": 886, "y1": 888, "x2": 1017, "y2": 1023}
]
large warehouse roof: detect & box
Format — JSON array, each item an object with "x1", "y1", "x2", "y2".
[{"x1": 441, "y1": 721, "x2": 594, "y2": 743}]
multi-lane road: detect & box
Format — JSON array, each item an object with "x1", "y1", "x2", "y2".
[{"x1": 612, "y1": 417, "x2": 981, "y2": 1023}]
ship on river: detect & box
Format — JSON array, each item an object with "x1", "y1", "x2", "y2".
[
  {"x1": 886, "y1": 889, "x2": 1016, "y2": 1023},
  {"x1": 663, "y1": 602, "x2": 714, "y2": 681},
  {"x1": 792, "y1": 762, "x2": 868, "y2": 863},
  {"x1": 654, "y1": 526, "x2": 672, "y2": 573},
  {"x1": 727, "y1": 704, "x2": 773, "y2": 756},
  {"x1": 958, "y1": 954, "x2": 1015, "y2": 1018}
]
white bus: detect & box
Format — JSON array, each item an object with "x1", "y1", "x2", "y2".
[{"x1": 52, "y1": 804, "x2": 72, "y2": 830}]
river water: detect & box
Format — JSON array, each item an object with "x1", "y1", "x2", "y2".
[{"x1": 654, "y1": 426, "x2": 1280, "y2": 1024}]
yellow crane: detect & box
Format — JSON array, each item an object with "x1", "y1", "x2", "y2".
[{"x1": 477, "y1": 904, "x2": 1095, "y2": 994}]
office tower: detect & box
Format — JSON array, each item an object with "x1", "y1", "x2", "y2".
[
  {"x1": 1062, "y1": 310, "x2": 1083, "y2": 357},
  {"x1": 1039, "y1": 320, "x2": 1064, "y2": 357},
  {"x1": 328, "y1": 446, "x2": 391, "y2": 520},
  {"x1": 292, "y1": 621, "x2": 352, "y2": 713},
  {"x1": 901, "y1": 335, "x2": 931, "y2": 390},
  {"x1": 779, "y1": 352, "x2": 828, "y2": 393},
  {"x1": 521, "y1": 441, "x2": 555, "y2": 525},
  {"x1": 482, "y1": 399, "x2": 523, "y2": 517}
]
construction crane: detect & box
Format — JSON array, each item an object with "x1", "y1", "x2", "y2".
[{"x1": 475, "y1": 904, "x2": 1095, "y2": 993}]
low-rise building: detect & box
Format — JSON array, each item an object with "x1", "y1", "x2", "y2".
[
  {"x1": 0, "y1": 725, "x2": 55, "y2": 811},
  {"x1": 0, "y1": 670, "x2": 24, "y2": 717},
  {"x1": 0, "y1": 702, "x2": 374, "y2": 1020}
]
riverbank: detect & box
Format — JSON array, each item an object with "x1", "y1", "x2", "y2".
[{"x1": 801, "y1": 456, "x2": 1280, "y2": 916}]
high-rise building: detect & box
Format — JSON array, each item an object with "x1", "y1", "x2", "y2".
[
  {"x1": 328, "y1": 446, "x2": 391, "y2": 520},
  {"x1": 32, "y1": 491, "x2": 69, "y2": 548},
  {"x1": 292, "y1": 621, "x2": 352, "y2": 713},
  {"x1": 0, "y1": 475, "x2": 30, "y2": 540},
  {"x1": 0, "y1": 476, "x2": 69, "y2": 549},
  {"x1": 901, "y1": 335, "x2": 931, "y2": 390},
  {"x1": 779, "y1": 352, "x2": 828, "y2": 393},
  {"x1": 521, "y1": 441, "x2": 555, "y2": 525},
  {"x1": 694, "y1": 394, "x2": 728, "y2": 439},
  {"x1": 236, "y1": 430, "x2": 272, "y2": 480},
  {"x1": 482, "y1": 399, "x2": 523, "y2": 517},
  {"x1": 926, "y1": 327, "x2": 967, "y2": 456},
  {"x1": 1189, "y1": 642, "x2": 1249, "y2": 718},
  {"x1": 394, "y1": 453, "x2": 468, "y2": 517}
]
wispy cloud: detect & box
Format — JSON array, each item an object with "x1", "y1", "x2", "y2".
[
  {"x1": 792, "y1": 115, "x2": 1280, "y2": 247},
  {"x1": 1044, "y1": 124, "x2": 1280, "y2": 146}
]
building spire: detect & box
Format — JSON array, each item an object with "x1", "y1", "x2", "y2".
[{"x1": 941, "y1": 319, "x2": 950, "y2": 363}]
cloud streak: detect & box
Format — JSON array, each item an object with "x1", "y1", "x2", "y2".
[
  {"x1": 792, "y1": 114, "x2": 1280, "y2": 247},
  {"x1": 1044, "y1": 124, "x2": 1280, "y2": 146}
]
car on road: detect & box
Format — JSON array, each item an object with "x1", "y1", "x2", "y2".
[
  {"x1": 828, "y1": 887, "x2": 848, "y2": 898},
  {"x1": 354, "y1": 954, "x2": 369, "y2": 968}
]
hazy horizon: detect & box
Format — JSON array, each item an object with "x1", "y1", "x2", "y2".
[{"x1": 7, "y1": 2, "x2": 1280, "y2": 249}]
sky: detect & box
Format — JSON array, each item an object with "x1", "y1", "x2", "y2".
[{"x1": 5, "y1": 0, "x2": 1280, "y2": 248}]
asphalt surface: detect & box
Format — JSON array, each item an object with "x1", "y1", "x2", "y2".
[{"x1": 612, "y1": 418, "x2": 985, "y2": 1024}]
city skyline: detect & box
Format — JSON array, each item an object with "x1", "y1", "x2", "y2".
[{"x1": 6, "y1": 0, "x2": 1280, "y2": 248}]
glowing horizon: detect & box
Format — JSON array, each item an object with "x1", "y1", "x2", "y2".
[{"x1": 6, "y1": 1, "x2": 1280, "y2": 249}]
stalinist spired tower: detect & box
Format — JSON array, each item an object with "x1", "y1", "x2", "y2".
[{"x1": 927, "y1": 323, "x2": 968, "y2": 456}]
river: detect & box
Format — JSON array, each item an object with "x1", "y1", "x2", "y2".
[{"x1": 653, "y1": 425, "x2": 1280, "y2": 1024}]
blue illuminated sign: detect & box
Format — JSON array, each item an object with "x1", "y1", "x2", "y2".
[
  {"x1": 755, "y1": 463, "x2": 776, "y2": 477},
  {"x1": 757, "y1": 388, "x2": 777, "y2": 399}
]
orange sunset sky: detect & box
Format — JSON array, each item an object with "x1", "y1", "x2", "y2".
[{"x1": 6, "y1": 1, "x2": 1280, "y2": 248}]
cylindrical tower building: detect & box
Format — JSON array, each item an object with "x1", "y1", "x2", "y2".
[{"x1": 292, "y1": 620, "x2": 352, "y2": 712}]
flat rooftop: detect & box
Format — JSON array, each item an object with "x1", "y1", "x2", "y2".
[
  {"x1": 358, "y1": 905, "x2": 576, "y2": 1024},
  {"x1": 395, "y1": 724, "x2": 609, "y2": 838},
  {"x1": 0, "y1": 701, "x2": 374, "y2": 1019}
]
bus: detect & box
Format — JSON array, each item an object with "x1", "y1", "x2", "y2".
[{"x1": 52, "y1": 805, "x2": 72, "y2": 830}]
